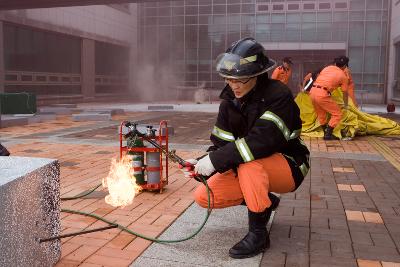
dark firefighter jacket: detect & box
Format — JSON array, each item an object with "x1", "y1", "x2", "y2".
[{"x1": 208, "y1": 74, "x2": 310, "y2": 189}]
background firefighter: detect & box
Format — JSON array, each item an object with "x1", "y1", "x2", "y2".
[
  {"x1": 335, "y1": 56, "x2": 358, "y2": 107},
  {"x1": 308, "y1": 62, "x2": 349, "y2": 140},
  {"x1": 181, "y1": 38, "x2": 310, "y2": 259},
  {"x1": 271, "y1": 57, "x2": 293, "y2": 85}
]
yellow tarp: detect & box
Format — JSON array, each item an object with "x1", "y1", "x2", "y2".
[{"x1": 295, "y1": 89, "x2": 400, "y2": 139}]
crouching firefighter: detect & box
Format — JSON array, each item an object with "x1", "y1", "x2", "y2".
[{"x1": 180, "y1": 38, "x2": 310, "y2": 259}]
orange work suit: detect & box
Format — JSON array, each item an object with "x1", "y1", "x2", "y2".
[
  {"x1": 308, "y1": 65, "x2": 348, "y2": 128},
  {"x1": 343, "y1": 67, "x2": 357, "y2": 107},
  {"x1": 194, "y1": 153, "x2": 295, "y2": 213},
  {"x1": 271, "y1": 66, "x2": 292, "y2": 85}
]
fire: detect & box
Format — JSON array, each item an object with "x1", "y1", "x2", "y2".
[{"x1": 102, "y1": 157, "x2": 140, "y2": 207}]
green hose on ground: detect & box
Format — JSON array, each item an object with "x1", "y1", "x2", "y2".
[
  {"x1": 60, "y1": 177, "x2": 213, "y2": 243},
  {"x1": 61, "y1": 184, "x2": 102, "y2": 201}
]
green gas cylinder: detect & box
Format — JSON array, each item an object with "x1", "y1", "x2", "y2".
[{"x1": 127, "y1": 136, "x2": 145, "y2": 185}]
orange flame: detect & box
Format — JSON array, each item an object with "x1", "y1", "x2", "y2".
[{"x1": 102, "y1": 157, "x2": 140, "y2": 207}]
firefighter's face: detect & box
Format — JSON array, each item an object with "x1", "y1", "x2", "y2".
[
  {"x1": 283, "y1": 62, "x2": 291, "y2": 69},
  {"x1": 225, "y1": 77, "x2": 257, "y2": 98}
]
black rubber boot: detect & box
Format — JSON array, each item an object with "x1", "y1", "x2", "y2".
[
  {"x1": 268, "y1": 193, "x2": 280, "y2": 210},
  {"x1": 323, "y1": 125, "x2": 339, "y2": 140},
  {"x1": 229, "y1": 209, "x2": 270, "y2": 259},
  {"x1": 0, "y1": 143, "x2": 10, "y2": 156},
  {"x1": 241, "y1": 193, "x2": 280, "y2": 209}
]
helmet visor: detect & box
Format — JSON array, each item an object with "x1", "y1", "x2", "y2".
[{"x1": 215, "y1": 53, "x2": 275, "y2": 79}]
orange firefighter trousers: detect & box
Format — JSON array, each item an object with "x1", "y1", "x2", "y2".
[
  {"x1": 309, "y1": 87, "x2": 342, "y2": 128},
  {"x1": 194, "y1": 153, "x2": 295, "y2": 213}
]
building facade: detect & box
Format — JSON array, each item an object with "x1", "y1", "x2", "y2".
[
  {"x1": 388, "y1": 0, "x2": 400, "y2": 102},
  {"x1": 138, "y1": 0, "x2": 392, "y2": 103},
  {"x1": 0, "y1": 4, "x2": 138, "y2": 104}
]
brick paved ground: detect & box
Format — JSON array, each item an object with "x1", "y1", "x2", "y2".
[{"x1": 2, "y1": 110, "x2": 400, "y2": 267}]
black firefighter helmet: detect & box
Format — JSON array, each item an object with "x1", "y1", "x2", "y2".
[
  {"x1": 215, "y1": 37, "x2": 276, "y2": 79},
  {"x1": 334, "y1": 56, "x2": 349, "y2": 68}
]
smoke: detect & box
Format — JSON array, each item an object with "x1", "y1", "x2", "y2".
[{"x1": 132, "y1": 63, "x2": 180, "y2": 102}]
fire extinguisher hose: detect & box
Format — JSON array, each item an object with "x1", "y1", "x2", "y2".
[
  {"x1": 60, "y1": 184, "x2": 102, "y2": 201},
  {"x1": 60, "y1": 176, "x2": 213, "y2": 243}
]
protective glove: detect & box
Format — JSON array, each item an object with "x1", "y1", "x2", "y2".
[
  {"x1": 194, "y1": 154, "x2": 216, "y2": 176},
  {"x1": 178, "y1": 159, "x2": 198, "y2": 179}
]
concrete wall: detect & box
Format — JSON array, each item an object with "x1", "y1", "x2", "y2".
[
  {"x1": 0, "y1": 4, "x2": 138, "y2": 99},
  {"x1": 388, "y1": 0, "x2": 400, "y2": 101},
  {"x1": 0, "y1": 156, "x2": 60, "y2": 267},
  {"x1": 0, "y1": 5, "x2": 137, "y2": 45}
]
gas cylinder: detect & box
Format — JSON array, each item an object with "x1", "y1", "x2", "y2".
[
  {"x1": 127, "y1": 136, "x2": 145, "y2": 185},
  {"x1": 145, "y1": 126, "x2": 161, "y2": 185}
]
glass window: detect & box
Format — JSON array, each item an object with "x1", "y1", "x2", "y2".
[
  {"x1": 316, "y1": 22, "x2": 332, "y2": 41},
  {"x1": 332, "y1": 22, "x2": 348, "y2": 41},
  {"x1": 301, "y1": 23, "x2": 316, "y2": 41},
  {"x1": 242, "y1": 15, "x2": 255, "y2": 24},
  {"x1": 228, "y1": 4, "x2": 241, "y2": 13},
  {"x1": 227, "y1": 24, "x2": 240, "y2": 34},
  {"x1": 335, "y1": 2, "x2": 348, "y2": 9},
  {"x1": 185, "y1": 25, "x2": 198, "y2": 45},
  {"x1": 185, "y1": 5, "x2": 198, "y2": 15},
  {"x1": 186, "y1": 15, "x2": 198, "y2": 24},
  {"x1": 257, "y1": 4, "x2": 269, "y2": 11},
  {"x1": 158, "y1": 7, "x2": 171, "y2": 16},
  {"x1": 365, "y1": 22, "x2": 382, "y2": 45},
  {"x1": 199, "y1": 5, "x2": 211, "y2": 14},
  {"x1": 4, "y1": 24, "x2": 81, "y2": 74},
  {"x1": 270, "y1": 23, "x2": 285, "y2": 41},
  {"x1": 366, "y1": 10, "x2": 382, "y2": 20},
  {"x1": 272, "y1": 4, "x2": 284, "y2": 10},
  {"x1": 213, "y1": 5, "x2": 226, "y2": 14},
  {"x1": 350, "y1": 11, "x2": 365, "y2": 20},
  {"x1": 185, "y1": 0, "x2": 198, "y2": 5},
  {"x1": 350, "y1": 0, "x2": 365, "y2": 10},
  {"x1": 271, "y1": 13, "x2": 285, "y2": 23},
  {"x1": 228, "y1": 14, "x2": 241, "y2": 24},
  {"x1": 349, "y1": 22, "x2": 364, "y2": 45},
  {"x1": 319, "y1": 3, "x2": 331, "y2": 10},
  {"x1": 364, "y1": 47, "x2": 380, "y2": 73},
  {"x1": 302, "y1": 13, "x2": 316, "y2": 22},
  {"x1": 227, "y1": 32, "x2": 241, "y2": 44},
  {"x1": 172, "y1": 16, "x2": 184, "y2": 25},
  {"x1": 287, "y1": 3, "x2": 299, "y2": 10},
  {"x1": 303, "y1": 3, "x2": 315, "y2": 10},
  {"x1": 256, "y1": 14, "x2": 270, "y2": 23},
  {"x1": 256, "y1": 23, "x2": 270, "y2": 40},
  {"x1": 172, "y1": 7, "x2": 184, "y2": 15},
  {"x1": 212, "y1": 15, "x2": 226, "y2": 24},
  {"x1": 171, "y1": 1, "x2": 184, "y2": 6},
  {"x1": 286, "y1": 23, "x2": 301, "y2": 41},
  {"x1": 198, "y1": 48, "x2": 211, "y2": 59},
  {"x1": 366, "y1": 0, "x2": 382, "y2": 9},
  {"x1": 317, "y1": 12, "x2": 332, "y2": 22},
  {"x1": 145, "y1": 8, "x2": 157, "y2": 16},
  {"x1": 348, "y1": 47, "x2": 363, "y2": 72},
  {"x1": 199, "y1": 15, "x2": 210, "y2": 24},
  {"x1": 158, "y1": 17, "x2": 171, "y2": 25},
  {"x1": 333, "y1": 11, "x2": 348, "y2": 21},
  {"x1": 287, "y1": 13, "x2": 301, "y2": 23},
  {"x1": 363, "y1": 74, "x2": 379, "y2": 83},
  {"x1": 242, "y1": 4, "x2": 255, "y2": 13}
]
